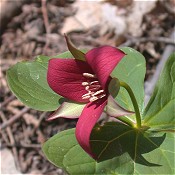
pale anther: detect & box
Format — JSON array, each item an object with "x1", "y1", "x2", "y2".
[
  {"x1": 82, "y1": 82, "x2": 89, "y2": 86},
  {"x1": 83, "y1": 73, "x2": 97, "y2": 78},
  {"x1": 87, "y1": 85, "x2": 101, "y2": 91},
  {"x1": 82, "y1": 95, "x2": 91, "y2": 99},
  {"x1": 98, "y1": 94, "x2": 106, "y2": 99},
  {"x1": 92, "y1": 90, "x2": 104, "y2": 96},
  {"x1": 82, "y1": 92, "x2": 93, "y2": 98},
  {"x1": 89, "y1": 96, "x2": 98, "y2": 102},
  {"x1": 90, "y1": 81, "x2": 99, "y2": 85},
  {"x1": 85, "y1": 86, "x2": 90, "y2": 90},
  {"x1": 82, "y1": 72, "x2": 106, "y2": 102}
]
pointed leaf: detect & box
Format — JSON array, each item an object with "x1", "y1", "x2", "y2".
[
  {"x1": 48, "y1": 101, "x2": 85, "y2": 120},
  {"x1": 143, "y1": 53, "x2": 175, "y2": 130},
  {"x1": 65, "y1": 34, "x2": 86, "y2": 61}
]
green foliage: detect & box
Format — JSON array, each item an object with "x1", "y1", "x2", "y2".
[
  {"x1": 65, "y1": 34, "x2": 86, "y2": 61},
  {"x1": 143, "y1": 53, "x2": 175, "y2": 130},
  {"x1": 6, "y1": 55, "x2": 61, "y2": 111},
  {"x1": 112, "y1": 47, "x2": 146, "y2": 115},
  {"x1": 6, "y1": 51, "x2": 83, "y2": 111},
  {"x1": 42, "y1": 127, "x2": 133, "y2": 175},
  {"x1": 42, "y1": 124, "x2": 174, "y2": 175},
  {"x1": 111, "y1": 47, "x2": 146, "y2": 125}
]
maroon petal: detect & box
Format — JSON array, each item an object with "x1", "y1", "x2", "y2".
[
  {"x1": 47, "y1": 58, "x2": 93, "y2": 102},
  {"x1": 75, "y1": 98, "x2": 107, "y2": 158},
  {"x1": 85, "y1": 46, "x2": 126, "y2": 89}
]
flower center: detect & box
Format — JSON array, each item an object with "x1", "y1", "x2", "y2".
[{"x1": 82, "y1": 73, "x2": 106, "y2": 102}]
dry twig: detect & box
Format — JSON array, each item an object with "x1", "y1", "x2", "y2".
[
  {"x1": 41, "y1": 0, "x2": 50, "y2": 34},
  {"x1": 0, "y1": 95, "x2": 16, "y2": 108},
  {"x1": 121, "y1": 36, "x2": 175, "y2": 47},
  {"x1": 41, "y1": 0, "x2": 50, "y2": 53},
  {"x1": 0, "y1": 111, "x2": 21, "y2": 171},
  {"x1": 0, "y1": 107, "x2": 30, "y2": 131},
  {"x1": 4, "y1": 143, "x2": 41, "y2": 149}
]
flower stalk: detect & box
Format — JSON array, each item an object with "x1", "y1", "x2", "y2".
[
  {"x1": 115, "y1": 116, "x2": 135, "y2": 127},
  {"x1": 119, "y1": 81, "x2": 142, "y2": 128}
]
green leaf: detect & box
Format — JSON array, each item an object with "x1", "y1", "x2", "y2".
[
  {"x1": 134, "y1": 131, "x2": 175, "y2": 174},
  {"x1": 42, "y1": 127, "x2": 133, "y2": 175},
  {"x1": 42, "y1": 123, "x2": 174, "y2": 175},
  {"x1": 48, "y1": 101, "x2": 86, "y2": 120},
  {"x1": 65, "y1": 34, "x2": 86, "y2": 61},
  {"x1": 143, "y1": 53, "x2": 175, "y2": 130},
  {"x1": 7, "y1": 50, "x2": 87, "y2": 111},
  {"x1": 7, "y1": 51, "x2": 75, "y2": 111},
  {"x1": 112, "y1": 47, "x2": 146, "y2": 118}
]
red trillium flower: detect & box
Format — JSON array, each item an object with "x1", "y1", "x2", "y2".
[{"x1": 47, "y1": 37, "x2": 133, "y2": 159}]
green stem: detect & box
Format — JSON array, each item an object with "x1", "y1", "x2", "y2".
[
  {"x1": 120, "y1": 81, "x2": 141, "y2": 128},
  {"x1": 116, "y1": 116, "x2": 135, "y2": 128},
  {"x1": 104, "y1": 110, "x2": 134, "y2": 127}
]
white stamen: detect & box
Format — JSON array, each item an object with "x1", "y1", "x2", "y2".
[
  {"x1": 90, "y1": 81, "x2": 99, "y2": 85},
  {"x1": 82, "y1": 92, "x2": 93, "y2": 98},
  {"x1": 82, "y1": 95, "x2": 91, "y2": 99},
  {"x1": 83, "y1": 73, "x2": 96, "y2": 78},
  {"x1": 89, "y1": 96, "x2": 98, "y2": 102},
  {"x1": 85, "y1": 86, "x2": 90, "y2": 90},
  {"x1": 92, "y1": 90, "x2": 104, "y2": 96},
  {"x1": 87, "y1": 85, "x2": 101, "y2": 91},
  {"x1": 98, "y1": 94, "x2": 106, "y2": 99},
  {"x1": 81, "y1": 72, "x2": 106, "y2": 102},
  {"x1": 82, "y1": 82, "x2": 89, "y2": 86}
]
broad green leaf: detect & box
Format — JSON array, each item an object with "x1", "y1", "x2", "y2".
[
  {"x1": 48, "y1": 101, "x2": 86, "y2": 120},
  {"x1": 143, "y1": 53, "x2": 175, "y2": 130},
  {"x1": 42, "y1": 123, "x2": 174, "y2": 175},
  {"x1": 90, "y1": 123, "x2": 166, "y2": 164},
  {"x1": 42, "y1": 127, "x2": 133, "y2": 175},
  {"x1": 112, "y1": 47, "x2": 146, "y2": 119},
  {"x1": 6, "y1": 51, "x2": 80, "y2": 111},
  {"x1": 134, "y1": 131, "x2": 175, "y2": 174},
  {"x1": 7, "y1": 50, "x2": 88, "y2": 111}
]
